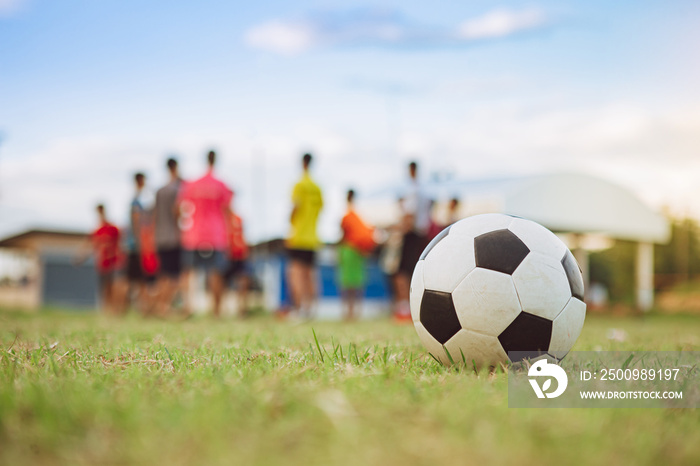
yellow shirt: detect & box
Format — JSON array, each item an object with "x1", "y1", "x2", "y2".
[{"x1": 288, "y1": 172, "x2": 323, "y2": 250}]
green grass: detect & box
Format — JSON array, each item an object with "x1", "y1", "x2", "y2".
[{"x1": 1, "y1": 310, "x2": 699, "y2": 466}]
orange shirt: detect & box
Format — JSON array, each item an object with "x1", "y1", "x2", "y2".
[{"x1": 341, "y1": 209, "x2": 375, "y2": 254}]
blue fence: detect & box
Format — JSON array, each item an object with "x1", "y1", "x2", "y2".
[{"x1": 274, "y1": 254, "x2": 392, "y2": 304}]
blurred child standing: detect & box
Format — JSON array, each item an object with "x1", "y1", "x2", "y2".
[{"x1": 338, "y1": 189, "x2": 375, "y2": 321}]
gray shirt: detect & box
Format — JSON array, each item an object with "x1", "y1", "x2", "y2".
[
  {"x1": 403, "y1": 178, "x2": 431, "y2": 235},
  {"x1": 154, "y1": 179, "x2": 182, "y2": 249}
]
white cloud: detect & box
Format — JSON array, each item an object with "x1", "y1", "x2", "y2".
[
  {"x1": 458, "y1": 8, "x2": 546, "y2": 40},
  {"x1": 244, "y1": 20, "x2": 317, "y2": 56},
  {"x1": 244, "y1": 7, "x2": 550, "y2": 55}
]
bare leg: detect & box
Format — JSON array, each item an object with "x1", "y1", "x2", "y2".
[
  {"x1": 394, "y1": 272, "x2": 411, "y2": 319},
  {"x1": 300, "y1": 264, "x2": 316, "y2": 318},
  {"x1": 351, "y1": 289, "x2": 361, "y2": 321},
  {"x1": 167, "y1": 278, "x2": 180, "y2": 315},
  {"x1": 112, "y1": 277, "x2": 128, "y2": 316},
  {"x1": 155, "y1": 277, "x2": 178, "y2": 317},
  {"x1": 210, "y1": 272, "x2": 224, "y2": 318},
  {"x1": 342, "y1": 288, "x2": 360, "y2": 321},
  {"x1": 181, "y1": 269, "x2": 193, "y2": 317},
  {"x1": 159, "y1": 277, "x2": 170, "y2": 317},
  {"x1": 341, "y1": 289, "x2": 349, "y2": 321},
  {"x1": 287, "y1": 260, "x2": 304, "y2": 312},
  {"x1": 237, "y1": 275, "x2": 250, "y2": 317},
  {"x1": 390, "y1": 273, "x2": 399, "y2": 314},
  {"x1": 395, "y1": 273, "x2": 410, "y2": 304},
  {"x1": 98, "y1": 279, "x2": 109, "y2": 314},
  {"x1": 153, "y1": 277, "x2": 165, "y2": 316},
  {"x1": 138, "y1": 282, "x2": 154, "y2": 317},
  {"x1": 104, "y1": 278, "x2": 120, "y2": 316}
]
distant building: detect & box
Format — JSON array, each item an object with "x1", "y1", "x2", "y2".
[
  {"x1": 0, "y1": 229, "x2": 97, "y2": 310},
  {"x1": 0, "y1": 229, "x2": 392, "y2": 317}
]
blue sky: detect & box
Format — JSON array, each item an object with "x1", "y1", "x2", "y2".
[{"x1": 1, "y1": 0, "x2": 699, "y2": 242}]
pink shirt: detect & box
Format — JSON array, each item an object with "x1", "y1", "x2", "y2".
[{"x1": 178, "y1": 171, "x2": 233, "y2": 251}]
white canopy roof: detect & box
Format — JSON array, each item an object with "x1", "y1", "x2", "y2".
[
  {"x1": 502, "y1": 173, "x2": 669, "y2": 243},
  {"x1": 363, "y1": 172, "x2": 670, "y2": 244}
]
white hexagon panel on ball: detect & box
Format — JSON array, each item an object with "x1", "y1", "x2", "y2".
[
  {"x1": 443, "y1": 329, "x2": 509, "y2": 368},
  {"x1": 549, "y1": 297, "x2": 587, "y2": 359},
  {"x1": 512, "y1": 252, "x2": 572, "y2": 321},
  {"x1": 451, "y1": 268, "x2": 522, "y2": 337},
  {"x1": 422, "y1": 232, "x2": 476, "y2": 293}
]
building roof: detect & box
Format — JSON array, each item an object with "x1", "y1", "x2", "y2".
[
  {"x1": 502, "y1": 173, "x2": 670, "y2": 243},
  {"x1": 0, "y1": 229, "x2": 89, "y2": 250}
]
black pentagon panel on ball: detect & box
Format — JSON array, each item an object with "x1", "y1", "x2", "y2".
[
  {"x1": 561, "y1": 250, "x2": 585, "y2": 300},
  {"x1": 498, "y1": 312, "x2": 553, "y2": 361},
  {"x1": 419, "y1": 225, "x2": 451, "y2": 261},
  {"x1": 420, "y1": 290, "x2": 462, "y2": 345},
  {"x1": 474, "y1": 229, "x2": 530, "y2": 275}
]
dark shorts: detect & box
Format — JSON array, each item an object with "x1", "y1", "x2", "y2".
[
  {"x1": 224, "y1": 259, "x2": 252, "y2": 283},
  {"x1": 182, "y1": 249, "x2": 228, "y2": 274},
  {"x1": 287, "y1": 248, "x2": 316, "y2": 266},
  {"x1": 158, "y1": 247, "x2": 182, "y2": 278},
  {"x1": 126, "y1": 252, "x2": 156, "y2": 284},
  {"x1": 126, "y1": 252, "x2": 143, "y2": 281},
  {"x1": 398, "y1": 232, "x2": 428, "y2": 276}
]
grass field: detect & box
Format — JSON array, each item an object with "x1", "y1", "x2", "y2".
[{"x1": 1, "y1": 310, "x2": 699, "y2": 466}]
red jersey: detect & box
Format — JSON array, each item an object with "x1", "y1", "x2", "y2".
[
  {"x1": 92, "y1": 223, "x2": 121, "y2": 273},
  {"x1": 178, "y1": 171, "x2": 233, "y2": 251},
  {"x1": 228, "y1": 213, "x2": 249, "y2": 260}
]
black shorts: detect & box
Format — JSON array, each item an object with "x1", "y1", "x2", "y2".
[
  {"x1": 126, "y1": 252, "x2": 143, "y2": 281},
  {"x1": 158, "y1": 247, "x2": 182, "y2": 278},
  {"x1": 287, "y1": 248, "x2": 316, "y2": 266},
  {"x1": 181, "y1": 249, "x2": 228, "y2": 274},
  {"x1": 224, "y1": 259, "x2": 252, "y2": 283},
  {"x1": 126, "y1": 252, "x2": 155, "y2": 283},
  {"x1": 398, "y1": 232, "x2": 427, "y2": 276}
]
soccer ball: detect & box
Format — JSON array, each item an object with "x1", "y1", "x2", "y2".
[{"x1": 410, "y1": 213, "x2": 586, "y2": 367}]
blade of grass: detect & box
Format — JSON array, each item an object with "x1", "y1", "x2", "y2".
[
  {"x1": 443, "y1": 346, "x2": 455, "y2": 366},
  {"x1": 311, "y1": 328, "x2": 325, "y2": 363},
  {"x1": 621, "y1": 353, "x2": 634, "y2": 371}
]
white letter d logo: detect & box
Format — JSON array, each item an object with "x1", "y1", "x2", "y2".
[{"x1": 527, "y1": 359, "x2": 568, "y2": 399}]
